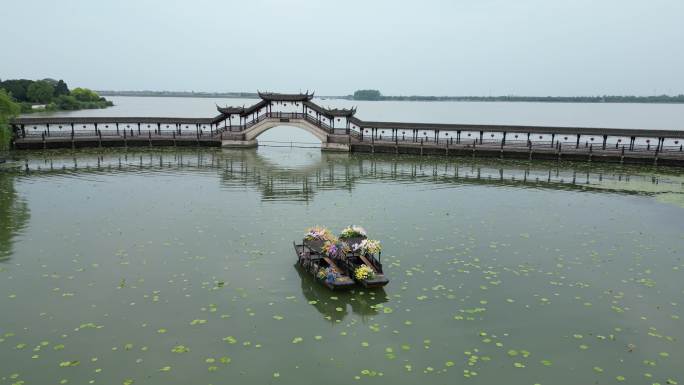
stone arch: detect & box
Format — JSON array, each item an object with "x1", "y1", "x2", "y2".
[{"x1": 242, "y1": 119, "x2": 328, "y2": 142}]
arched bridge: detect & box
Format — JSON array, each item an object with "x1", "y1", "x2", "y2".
[{"x1": 9, "y1": 91, "x2": 684, "y2": 166}]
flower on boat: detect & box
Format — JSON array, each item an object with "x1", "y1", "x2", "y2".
[
  {"x1": 355, "y1": 265, "x2": 376, "y2": 280},
  {"x1": 340, "y1": 225, "x2": 367, "y2": 239},
  {"x1": 317, "y1": 268, "x2": 327, "y2": 280},
  {"x1": 354, "y1": 239, "x2": 382, "y2": 256},
  {"x1": 323, "y1": 240, "x2": 350, "y2": 258},
  {"x1": 318, "y1": 267, "x2": 338, "y2": 282},
  {"x1": 304, "y1": 226, "x2": 335, "y2": 242}
]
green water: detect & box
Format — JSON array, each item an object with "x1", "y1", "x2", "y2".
[{"x1": 1, "y1": 147, "x2": 683, "y2": 385}]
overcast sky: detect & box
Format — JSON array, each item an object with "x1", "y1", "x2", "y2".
[{"x1": 2, "y1": 0, "x2": 683, "y2": 96}]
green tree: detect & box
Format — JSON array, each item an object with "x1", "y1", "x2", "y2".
[
  {"x1": 0, "y1": 79, "x2": 34, "y2": 102},
  {"x1": 0, "y1": 89, "x2": 21, "y2": 149},
  {"x1": 54, "y1": 79, "x2": 70, "y2": 96},
  {"x1": 71, "y1": 87, "x2": 102, "y2": 102},
  {"x1": 353, "y1": 89, "x2": 383, "y2": 101},
  {"x1": 0, "y1": 89, "x2": 21, "y2": 119},
  {"x1": 55, "y1": 95, "x2": 80, "y2": 110},
  {"x1": 26, "y1": 80, "x2": 54, "y2": 103}
]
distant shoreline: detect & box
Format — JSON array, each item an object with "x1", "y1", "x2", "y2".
[{"x1": 97, "y1": 91, "x2": 684, "y2": 104}]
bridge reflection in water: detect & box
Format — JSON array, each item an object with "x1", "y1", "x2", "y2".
[{"x1": 7, "y1": 147, "x2": 684, "y2": 203}]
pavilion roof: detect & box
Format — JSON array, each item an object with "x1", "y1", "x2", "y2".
[
  {"x1": 303, "y1": 101, "x2": 356, "y2": 117},
  {"x1": 216, "y1": 106, "x2": 245, "y2": 115},
  {"x1": 258, "y1": 91, "x2": 314, "y2": 102},
  {"x1": 217, "y1": 100, "x2": 269, "y2": 116}
]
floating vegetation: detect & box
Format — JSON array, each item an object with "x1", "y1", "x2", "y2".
[
  {"x1": 171, "y1": 345, "x2": 190, "y2": 354},
  {"x1": 1, "y1": 149, "x2": 683, "y2": 384}
]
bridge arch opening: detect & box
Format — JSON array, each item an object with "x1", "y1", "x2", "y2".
[
  {"x1": 255, "y1": 124, "x2": 322, "y2": 145},
  {"x1": 247, "y1": 123, "x2": 325, "y2": 146}
]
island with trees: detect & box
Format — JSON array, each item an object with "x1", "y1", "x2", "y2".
[
  {"x1": 0, "y1": 78, "x2": 113, "y2": 149},
  {"x1": 0, "y1": 78, "x2": 113, "y2": 113}
]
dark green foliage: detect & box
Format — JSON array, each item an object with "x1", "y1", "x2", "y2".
[
  {"x1": 353, "y1": 89, "x2": 383, "y2": 101},
  {"x1": 26, "y1": 81, "x2": 54, "y2": 103},
  {"x1": 54, "y1": 79, "x2": 70, "y2": 96},
  {"x1": 0, "y1": 79, "x2": 33, "y2": 102},
  {"x1": 19, "y1": 103, "x2": 33, "y2": 113},
  {"x1": 0, "y1": 78, "x2": 112, "y2": 115},
  {"x1": 55, "y1": 95, "x2": 81, "y2": 110}
]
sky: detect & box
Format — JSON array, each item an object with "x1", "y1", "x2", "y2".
[{"x1": 2, "y1": 0, "x2": 683, "y2": 96}]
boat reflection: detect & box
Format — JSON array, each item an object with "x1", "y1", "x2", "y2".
[{"x1": 295, "y1": 264, "x2": 388, "y2": 323}]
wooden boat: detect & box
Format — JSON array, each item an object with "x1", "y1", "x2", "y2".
[
  {"x1": 338, "y1": 236, "x2": 389, "y2": 289},
  {"x1": 293, "y1": 241, "x2": 355, "y2": 290}
]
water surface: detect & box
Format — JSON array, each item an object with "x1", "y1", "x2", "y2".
[
  {"x1": 28, "y1": 96, "x2": 684, "y2": 131},
  {"x1": 1, "y1": 147, "x2": 683, "y2": 385}
]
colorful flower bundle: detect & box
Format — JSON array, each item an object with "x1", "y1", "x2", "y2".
[
  {"x1": 304, "y1": 226, "x2": 334, "y2": 242},
  {"x1": 339, "y1": 225, "x2": 367, "y2": 239},
  {"x1": 317, "y1": 268, "x2": 327, "y2": 279},
  {"x1": 318, "y1": 267, "x2": 338, "y2": 282},
  {"x1": 355, "y1": 265, "x2": 376, "y2": 280},
  {"x1": 353, "y1": 239, "x2": 382, "y2": 256},
  {"x1": 322, "y1": 240, "x2": 350, "y2": 258}
]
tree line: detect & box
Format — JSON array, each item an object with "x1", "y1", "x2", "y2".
[
  {"x1": 351, "y1": 89, "x2": 684, "y2": 103},
  {"x1": 0, "y1": 78, "x2": 113, "y2": 113},
  {"x1": 0, "y1": 78, "x2": 114, "y2": 149}
]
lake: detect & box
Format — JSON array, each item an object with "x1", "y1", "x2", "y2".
[{"x1": 1, "y1": 98, "x2": 683, "y2": 385}]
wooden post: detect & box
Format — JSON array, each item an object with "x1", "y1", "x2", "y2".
[{"x1": 576, "y1": 134, "x2": 580, "y2": 149}]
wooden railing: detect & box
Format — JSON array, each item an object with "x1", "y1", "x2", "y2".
[{"x1": 361, "y1": 135, "x2": 684, "y2": 155}]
